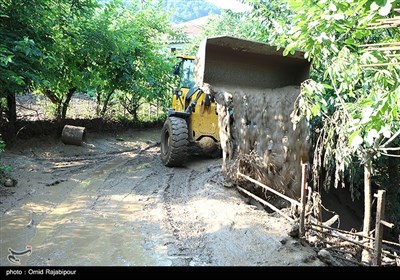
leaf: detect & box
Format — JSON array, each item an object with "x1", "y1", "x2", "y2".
[
  {"x1": 366, "y1": 129, "x2": 379, "y2": 146},
  {"x1": 379, "y1": 125, "x2": 391, "y2": 138},
  {"x1": 311, "y1": 104, "x2": 321, "y2": 116},
  {"x1": 345, "y1": 37, "x2": 355, "y2": 46},
  {"x1": 370, "y1": 2, "x2": 380, "y2": 11},
  {"x1": 379, "y1": 1, "x2": 392, "y2": 16},
  {"x1": 361, "y1": 107, "x2": 374, "y2": 124},
  {"x1": 287, "y1": 0, "x2": 307, "y2": 11},
  {"x1": 350, "y1": 134, "x2": 363, "y2": 150},
  {"x1": 332, "y1": 13, "x2": 345, "y2": 20}
]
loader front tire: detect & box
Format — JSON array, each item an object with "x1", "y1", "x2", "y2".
[{"x1": 161, "y1": 117, "x2": 188, "y2": 167}]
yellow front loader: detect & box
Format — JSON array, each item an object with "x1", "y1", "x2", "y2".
[
  {"x1": 160, "y1": 36, "x2": 310, "y2": 167},
  {"x1": 160, "y1": 54, "x2": 220, "y2": 167}
]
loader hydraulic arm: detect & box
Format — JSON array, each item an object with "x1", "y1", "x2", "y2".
[{"x1": 185, "y1": 90, "x2": 204, "y2": 115}]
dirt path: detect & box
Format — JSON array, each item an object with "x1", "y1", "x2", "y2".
[{"x1": 0, "y1": 129, "x2": 322, "y2": 266}]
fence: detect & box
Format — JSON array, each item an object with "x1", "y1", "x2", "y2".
[{"x1": 236, "y1": 163, "x2": 400, "y2": 266}]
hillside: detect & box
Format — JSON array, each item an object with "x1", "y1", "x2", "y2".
[
  {"x1": 162, "y1": 0, "x2": 220, "y2": 23},
  {"x1": 97, "y1": 0, "x2": 220, "y2": 23}
]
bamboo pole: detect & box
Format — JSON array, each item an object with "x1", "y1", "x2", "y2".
[
  {"x1": 310, "y1": 222, "x2": 400, "y2": 248},
  {"x1": 360, "y1": 42, "x2": 400, "y2": 47},
  {"x1": 237, "y1": 172, "x2": 301, "y2": 207},
  {"x1": 236, "y1": 186, "x2": 296, "y2": 223},
  {"x1": 373, "y1": 190, "x2": 386, "y2": 266},
  {"x1": 299, "y1": 163, "x2": 307, "y2": 237},
  {"x1": 309, "y1": 226, "x2": 372, "y2": 250},
  {"x1": 310, "y1": 222, "x2": 372, "y2": 241},
  {"x1": 368, "y1": 25, "x2": 400, "y2": 30},
  {"x1": 361, "y1": 46, "x2": 400, "y2": 51},
  {"x1": 361, "y1": 62, "x2": 400, "y2": 67}
]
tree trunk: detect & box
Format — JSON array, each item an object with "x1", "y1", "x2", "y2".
[
  {"x1": 126, "y1": 104, "x2": 141, "y2": 122},
  {"x1": 6, "y1": 92, "x2": 16, "y2": 123},
  {"x1": 43, "y1": 89, "x2": 62, "y2": 120},
  {"x1": 61, "y1": 88, "x2": 76, "y2": 120},
  {"x1": 55, "y1": 103, "x2": 62, "y2": 121},
  {"x1": 44, "y1": 89, "x2": 59, "y2": 104},
  {"x1": 361, "y1": 162, "x2": 372, "y2": 264},
  {"x1": 6, "y1": 92, "x2": 16, "y2": 136},
  {"x1": 96, "y1": 89, "x2": 101, "y2": 117},
  {"x1": 100, "y1": 90, "x2": 114, "y2": 117},
  {"x1": 132, "y1": 106, "x2": 139, "y2": 122}
]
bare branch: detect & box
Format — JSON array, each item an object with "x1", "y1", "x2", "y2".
[
  {"x1": 381, "y1": 152, "x2": 400, "y2": 158},
  {"x1": 381, "y1": 129, "x2": 400, "y2": 148},
  {"x1": 379, "y1": 147, "x2": 400, "y2": 151}
]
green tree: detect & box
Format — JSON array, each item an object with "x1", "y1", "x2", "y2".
[
  {"x1": 241, "y1": 0, "x2": 400, "y2": 260},
  {"x1": 285, "y1": 0, "x2": 399, "y2": 254},
  {"x1": 0, "y1": 0, "x2": 99, "y2": 122},
  {"x1": 38, "y1": 0, "x2": 98, "y2": 120},
  {"x1": 87, "y1": 0, "x2": 175, "y2": 119},
  {"x1": 0, "y1": 0, "x2": 51, "y2": 128},
  {"x1": 1, "y1": 0, "x2": 175, "y2": 122}
]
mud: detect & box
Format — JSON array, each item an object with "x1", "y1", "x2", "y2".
[
  {"x1": 0, "y1": 129, "x2": 322, "y2": 266},
  {"x1": 210, "y1": 85, "x2": 309, "y2": 198}
]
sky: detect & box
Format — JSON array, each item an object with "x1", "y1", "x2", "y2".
[{"x1": 205, "y1": 0, "x2": 251, "y2": 13}]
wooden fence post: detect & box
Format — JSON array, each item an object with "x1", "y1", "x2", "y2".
[
  {"x1": 299, "y1": 163, "x2": 308, "y2": 237},
  {"x1": 373, "y1": 190, "x2": 386, "y2": 266}
]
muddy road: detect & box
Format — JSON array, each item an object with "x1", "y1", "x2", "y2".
[{"x1": 0, "y1": 129, "x2": 322, "y2": 266}]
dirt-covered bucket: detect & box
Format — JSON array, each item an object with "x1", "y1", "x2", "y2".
[{"x1": 195, "y1": 36, "x2": 311, "y2": 198}]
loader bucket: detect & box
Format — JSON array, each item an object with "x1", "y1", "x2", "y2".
[{"x1": 195, "y1": 36, "x2": 310, "y2": 89}]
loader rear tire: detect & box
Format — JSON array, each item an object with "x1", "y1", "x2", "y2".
[{"x1": 161, "y1": 117, "x2": 188, "y2": 167}]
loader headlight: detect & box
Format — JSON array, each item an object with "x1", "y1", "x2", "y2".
[{"x1": 175, "y1": 89, "x2": 182, "y2": 97}]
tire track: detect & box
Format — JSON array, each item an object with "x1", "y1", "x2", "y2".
[{"x1": 161, "y1": 164, "x2": 219, "y2": 265}]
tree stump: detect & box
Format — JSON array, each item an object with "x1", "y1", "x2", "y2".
[{"x1": 61, "y1": 125, "x2": 86, "y2": 146}]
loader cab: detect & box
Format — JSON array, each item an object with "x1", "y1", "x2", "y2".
[
  {"x1": 174, "y1": 55, "x2": 195, "y2": 89},
  {"x1": 171, "y1": 55, "x2": 198, "y2": 111}
]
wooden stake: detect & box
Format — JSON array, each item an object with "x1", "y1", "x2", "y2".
[
  {"x1": 236, "y1": 186, "x2": 296, "y2": 223},
  {"x1": 362, "y1": 163, "x2": 372, "y2": 264},
  {"x1": 299, "y1": 163, "x2": 307, "y2": 237},
  {"x1": 373, "y1": 190, "x2": 386, "y2": 266}
]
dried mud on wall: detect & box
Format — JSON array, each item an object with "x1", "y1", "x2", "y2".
[{"x1": 209, "y1": 85, "x2": 309, "y2": 199}]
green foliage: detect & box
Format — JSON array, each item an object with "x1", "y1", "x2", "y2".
[
  {"x1": 243, "y1": 0, "x2": 400, "y2": 238},
  {"x1": 88, "y1": 0, "x2": 176, "y2": 118},
  {"x1": 239, "y1": 0, "x2": 294, "y2": 46},
  {"x1": 0, "y1": 0, "x2": 99, "y2": 119},
  {"x1": 237, "y1": 0, "x2": 400, "y2": 237},
  {"x1": 283, "y1": 0, "x2": 400, "y2": 189},
  {"x1": 0, "y1": 0, "x2": 177, "y2": 121},
  {"x1": 0, "y1": 0, "x2": 50, "y2": 96}
]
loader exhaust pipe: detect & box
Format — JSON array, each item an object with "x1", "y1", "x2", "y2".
[{"x1": 195, "y1": 36, "x2": 310, "y2": 89}]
